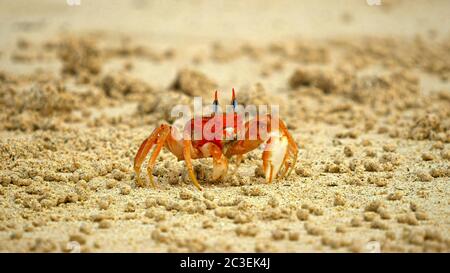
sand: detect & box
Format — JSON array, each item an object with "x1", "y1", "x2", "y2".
[{"x1": 0, "y1": 0, "x2": 449, "y2": 252}]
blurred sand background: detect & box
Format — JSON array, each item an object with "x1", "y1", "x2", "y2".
[{"x1": 0, "y1": 0, "x2": 449, "y2": 252}]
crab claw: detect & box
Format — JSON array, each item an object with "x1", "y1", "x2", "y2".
[
  {"x1": 199, "y1": 143, "x2": 229, "y2": 181},
  {"x1": 262, "y1": 134, "x2": 289, "y2": 183},
  {"x1": 212, "y1": 156, "x2": 229, "y2": 180}
]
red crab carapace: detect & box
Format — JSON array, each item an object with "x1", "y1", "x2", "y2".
[{"x1": 134, "y1": 89, "x2": 298, "y2": 190}]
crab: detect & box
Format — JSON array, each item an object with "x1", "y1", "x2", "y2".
[{"x1": 134, "y1": 89, "x2": 298, "y2": 190}]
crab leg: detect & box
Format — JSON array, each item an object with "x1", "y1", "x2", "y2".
[
  {"x1": 134, "y1": 125, "x2": 168, "y2": 187},
  {"x1": 285, "y1": 147, "x2": 298, "y2": 177},
  {"x1": 146, "y1": 127, "x2": 170, "y2": 188},
  {"x1": 183, "y1": 139, "x2": 202, "y2": 191},
  {"x1": 278, "y1": 146, "x2": 297, "y2": 178},
  {"x1": 282, "y1": 121, "x2": 298, "y2": 178},
  {"x1": 233, "y1": 154, "x2": 244, "y2": 174},
  {"x1": 134, "y1": 124, "x2": 184, "y2": 187}
]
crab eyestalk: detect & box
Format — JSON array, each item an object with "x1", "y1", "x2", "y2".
[
  {"x1": 212, "y1": 90, "x2": 219, "y2": 114},
  {"x1": 231, "y1": 88, "x2": 237, "y2": 110}
]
